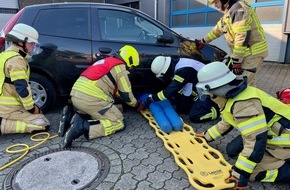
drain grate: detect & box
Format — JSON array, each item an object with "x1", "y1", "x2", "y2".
[{"x1": 4, "y1": 147, "x2": 110, "y2": 190}]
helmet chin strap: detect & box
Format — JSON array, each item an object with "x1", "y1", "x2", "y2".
[
  {"x1": 15, "y1": 37, "x2": 28, "y2": 53},
  {"x1": 221, "y1": 0, "x2": 230, "y2": 11},
  {"x1": 22, "y1": 37, "x2": 28, "y2": 53}
]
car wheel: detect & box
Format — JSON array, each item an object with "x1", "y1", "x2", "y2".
[{"x1": 29, "y1": 73, "x2": 56, "y2": 113}]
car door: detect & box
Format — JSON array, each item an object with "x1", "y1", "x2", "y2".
[
  {"x1": 29, "y1": 6, "x2": 92, "y2": 96},
  {"x1": 91, "y1": 6, "x2": 182, "y2": 93}
]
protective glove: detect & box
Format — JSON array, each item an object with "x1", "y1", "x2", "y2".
[
  {"x1": 136, "y1": 100, "x2": 145, "y2": 111},
  {"x1": 145, "y1": 94, "x2": 154, "y2": 107},
  {"x1": 225, "y1": 175, "x2": 247, "y2": 190},
  {"x1": 195, "y1": 38, "x2": 205, "y2": 50},
  {"x1": 227, "y1": 57, "x2": 243, "y2": 75},
  {"x1": 232, "y1": 62, "x2": 243, "y2": 75},
  {"x1": 28, "y1": 104, "x2": 42, "y2": 114},
  {"x1": 195, "y1": 132, "x2": 208, "y2": 142}
]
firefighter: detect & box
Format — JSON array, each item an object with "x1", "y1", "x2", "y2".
[
  {"x1": 195, "y1": 61, "x2": 290, "y2": 190},
  {"x1": 144, "y1": 56, "x2": 220, "y2": 123},
  {"x1": 197, "y1": 0, "x2": 268, "y2": 86},
  {"x1": 61, "y1": 45, "x2": 142, "y2": 148},
  {"x1": 0, "y1": 23, "x2": 50, "y2": 135}
]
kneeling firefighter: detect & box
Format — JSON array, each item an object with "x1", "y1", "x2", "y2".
[
  {"x1": 195, "y1": 62, "x2": 290, "y2": 189},
  {"x1": 144, "y1": 56, "x2": 219, "y2": 122},
  {"x1": 60, "y1": 45, "x2": 142, "y2": 148},
  {"x1": 0, "y1": 23, "x2": 50, "y2": 135}
]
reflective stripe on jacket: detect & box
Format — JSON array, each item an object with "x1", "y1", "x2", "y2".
[
  {"x1": 222, "y1": 86, "x2": 290, "y2": 147},
  {"x1": 0, "y1": 46, "x2": 34, "y2": 113},
  {"x1": 0, "y1": 51, "x2": 19, "y2": 95},
  {"x1": 71, "y1": 58, "x2": 137, "y2": 106},
  {"x1": 203, "y1": 1, "x2": 268, "y2": 63}
]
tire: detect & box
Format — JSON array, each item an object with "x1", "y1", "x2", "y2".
[{"x1": 29, "y1": 73, "x2": 56, "y2": 113}]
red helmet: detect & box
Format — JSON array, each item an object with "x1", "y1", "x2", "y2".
[{"x1": 276, "y1": 88, "x2": 290, "y2": 104}]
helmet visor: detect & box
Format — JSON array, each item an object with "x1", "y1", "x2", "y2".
[
  {"x1": 196, "y1": 85, "x2": 210, "y2": 101},
  {"x1": 30, "y1": 43, "x2": 41, "y2": 56}
]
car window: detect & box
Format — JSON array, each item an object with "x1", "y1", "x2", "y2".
[
  {"x1": 33, "y1": 8, "x2": 89, "y2": 39},
  {"x1": 98, "y1": 9, "x2": 163, "y2": 43}
]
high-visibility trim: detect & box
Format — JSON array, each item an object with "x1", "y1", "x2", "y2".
[
  {"x1": 141, "y1": 109, "x2": 234, "y2": 190},
  {"x1": 21, "y1": 96, "x2": 34, "y2": 108},
  {"x1": 10, "y1": 70, "x2": 27, "y2": 81},
  {"x1": 200, "y1": 107, "x2": 218, "y2": 120},
  {"x1": 235, "y1": 154, "x2": 256, "y2": 174},
  {"x1": 233, "y1": 25, "x2": 250, "y2": 33},
  {"x1": 261, "y1": 169, "x2": 278, "y2": 182},
  {"x1": 120, "y1": 76, "x2": 130, "y2": 92},
  {"x1": 101, "y1": 119, "x2": 124, "y2": 136},
  {"x1": 267, "y1": 134, "x2": 290, "y2": 146},
  {"x1": 0, "y1": 51, "x2": 20, "y2": 95},
  {"x1": 157, "y1": 91, "x2": 166, "y2": 100},
  {"x1": 0, "y1": 96, "x2": 21, "y2": 106},
  {"x1": 236, "y1": 114, "x2": 267, "y2": 135},
  {"x1": 208, "y1": 125, "x2": 222, "y2": 140},
  {"x1": 16, "y1": 120, "x2": 26, "y2": 133},
  {"x1": 114, "y1": 65, "x2": 122, "y2": 73},
  {"x1": 173, "y1": 75, "x2": 184, "y2": 83},
  {"x1": 250, "y1": 41, "x2": 268, "y2": 55},
  {"x1": 207, "y1": 30, "x2": 218, "y2": 41},
  {"x1": 233, "y1": 45, "x2": 247, "y2": 54},
  {"x1": 72, "y1": 79, "x2": 109, "y2": 101}
]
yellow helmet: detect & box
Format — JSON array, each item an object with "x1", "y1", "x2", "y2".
[{"x1": 118, "y1": 45, "x2": 140, "y2": 68}]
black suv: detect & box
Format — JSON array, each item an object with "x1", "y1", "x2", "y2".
[{"x1": 0, "y1": 2, "x2": 226, "y2": 112}]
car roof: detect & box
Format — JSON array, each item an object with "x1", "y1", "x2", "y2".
[
  {"x1": 25, "y1": 2, "x2": 137, "y2": 11},
  {"x1": 23, "y1": 2, "x2": 170, "y2": 32}
]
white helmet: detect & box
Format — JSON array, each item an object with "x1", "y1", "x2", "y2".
[
  {"x1": 6, "y1": 23, "x2": 38, "y2": 43},
  {"x1": 151, "y1": 56, "x2": 171, "y2": 78},
  {"x1": 196, "y1": 61, "x2": 236, "y2": 99}
]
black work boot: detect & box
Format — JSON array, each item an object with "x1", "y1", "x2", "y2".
[
  {"x1": 63, "y1": 113, "x2": 89, "y2": 148},
  {"x1": 58, "y1": 104, "x2": 74, "y2": 137}
]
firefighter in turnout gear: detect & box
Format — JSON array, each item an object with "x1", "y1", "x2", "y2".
[
  {"x1": 195, "y1": 62, "x2": 290, "y2": 190},
  {"x1": 145, "y1": 56, "x2": 220, "y2": 123},
  {"x1": 62, "y1": 45, "x2": 141, "y2": 148},
  {"x1": 197, "y1": 0, "x2": 268, "y2": 86},
  {"x1": 0, "y1": 23, "x2": 50, "y2": 135}
]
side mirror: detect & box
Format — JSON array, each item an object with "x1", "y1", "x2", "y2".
[{"x1": 156, "y1": 35, "x2": 174, "y2": 44}]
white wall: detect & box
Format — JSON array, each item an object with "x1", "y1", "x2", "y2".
[
  {"x1": 0, "y1": 0, "x2": 18, "y2": 8},
  {"x1": 173, "y1": 24, "x2": 286, "y2": 63},
  {"x1": 0, "y1": 0, "x2": 19, "y2": 29}
]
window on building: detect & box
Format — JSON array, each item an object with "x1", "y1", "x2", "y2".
[
  {"x1": 0, "y1": 8, "x2": 18, "y2": 14},
  {"x1": 170, "y1": 0, "x2": 284, "y2": 27}
]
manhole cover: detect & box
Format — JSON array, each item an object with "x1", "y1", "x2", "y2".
[{"x1": 4, "y1": 147, "x2": 110, "y2": 190}]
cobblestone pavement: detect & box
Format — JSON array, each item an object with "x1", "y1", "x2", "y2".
[{"x1": 0, "y1": 62, "x2": 290, "y2": 190}]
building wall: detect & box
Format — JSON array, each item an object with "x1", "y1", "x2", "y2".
[{"x1": 0, "y1": 0, "x2": 18, "y2": 29}]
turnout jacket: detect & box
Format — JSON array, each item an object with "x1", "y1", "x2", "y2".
[
  {"x1": 203, "y1": 0, "x2": 268, "y2": 63},
  {"x1": 152, "y1": 58, "x2": 204, "y2": 101},
  {"x1": 0, "y1": 45, "x2": 35, "y2": 115},
  {"x1": 204, "y1": 86, "x2": 290, "y2": 182},
  {"x1": 71, "y1": 57, "x2": 137, "y2": 107}
]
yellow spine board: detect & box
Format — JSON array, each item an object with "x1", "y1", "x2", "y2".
[{"x1": 141, "y1": 110, "x2": 235, "y2": 190}]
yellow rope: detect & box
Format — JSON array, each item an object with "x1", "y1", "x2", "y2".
[{"x1": 0, "y1": 132, "x2": 58, "y2": 171}]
